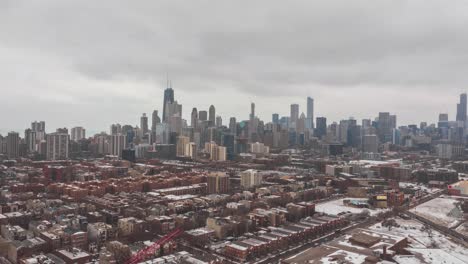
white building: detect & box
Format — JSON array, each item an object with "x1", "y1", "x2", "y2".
[
  {"x1": 46, "y1": 133, "x2": 69, "y2": 160},
  {"x1": 71, "y1": 127, "x2": 86, "y2": 142},
  {"x1": 240, "y1": 169, "x2": 262, "y2": 189}
]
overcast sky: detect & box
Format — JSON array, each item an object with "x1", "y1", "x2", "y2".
[{"x1": 1, "y1": 0, "x2": 467, "y2": 135}]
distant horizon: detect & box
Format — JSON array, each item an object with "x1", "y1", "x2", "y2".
[{"x1": 0, "y1": 90, "x2": 460, "y2": 137}]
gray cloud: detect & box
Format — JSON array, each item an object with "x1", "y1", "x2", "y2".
[{"x1": 0, "y1": 0, "x2": 467, "y2": 134}]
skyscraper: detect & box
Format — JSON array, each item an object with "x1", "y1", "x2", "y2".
[
  {"x1": 6, "y1": 132, "x2": 19, "y2": 159},
  {"x1": 71, "y1": 127, "x2": 86, "y2": 142},
  {"x1": 216, "y1": 116, "x2": 222, "y2": 127},
  {"x1": 307, "y1": 97, "x2": 314, "y2": 129},
  {"x1": 46, "y1": 132, "x2": 69, "y2": 160},
  {"x1": 290, "y1": 104, "x2": 299, "y2": 129},
  {"x1": 209, "y1": 105, "x2": 216, "y2": 126},
  {"x1": 229, "y1": 117, "x2": 237, "y2": 135},
  {"x1": 140, "y1": 113, "x2": 149, "y2": 135},
  {"x1": 272, "y1": 113, "x2": 279, "y2": 124},
  {"x1": 162, "y1": 87, "x2": 174, "y2": 122},
  {"x1": 456, "y1": 93, "x2": 467, "y2": 122},
  {"x1": 25, "y1": 129, "x2": 36, "y2": 153},
  {"x1": 31, "y1": 121, "x2": 45, "y2": 132},
  {"x1": 191, "y1": 108, "x2": 198, "y2": 129},
  {"x1": 377, "y1": 112, "x2": 395, "y2": 143},
  {"x1": 362, "y1": 134, "x2": 379, "y2": 153},
  {"x1": 199, "y1": 111, "x2": 208, "y2": 121},
  {"x1": 109, "y1": 134, "x2": 127, "y2": 157},
  {"x1": 315, "y1": 117, "x2": 327, "y2": 139},
  {"x1": 250, "y1": 103, "x2": 255, "y2": 120},
  {"x1": 151, "y1": 110, "x2": 161, "y2": 132}
]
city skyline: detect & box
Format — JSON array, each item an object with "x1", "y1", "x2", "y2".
[
  {"x1": 0, "y1": 88, "x2": 462, "y2": 135},
  {"x1": 1, "y1": 1, "x2": 468, "y2": 133}
]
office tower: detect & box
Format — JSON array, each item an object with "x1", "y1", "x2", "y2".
[
  {"x1": 151, "y1": 110, "x2": 161, "y2": 131},
  {"x1": 207, "y1": 172, "x2": 229, "y2": 194},
  {"x1": 209, "y1": 105, "x2": 216, "y2": 125},
  {"x1": 110, "y1": 124, "x2": 122, "y2": 135},
  {"x1": 315, "y1": 117, "x2": 327, "y2": 138},
  {"x1": 216, "y1": 116, "x2": 222, "y2": 127},
  {"x1": 240, "y1": 169, "x2": 262, "y2": 189},
  {"x1": 290, "y1": 104, "x2": 299, "y2": 129},
  {"x1": 184, "y1": 142, "x2": 197, "y2": 159},
  {"x1": 162, "y1": 87, "x2": 174, "y2": 122},
  {"x1": 46, "y1": 132, "x2": 69, "y2": 160},
  {"x1": 71, "y1": 127, "x2": 86, "y2": 142},
  {"x1": 109, "y1": 134, "x2": 127, "y2": 157},
  {"x1": 191, "y1": 108, "x2": 198, "y2": 129},
  {"x1": 31, "y1": 121, "x2": 46, "y2": 132},
  {"x1": 24, "y1": 129, "x2": 36, "y2": 153},
  {"x1": 272, "y1": 113, "x2": 279, "y2": 124},
  {"x1": 297, "y1": 113, "x2": 306, "y2": 133},
  {"x1": 439, "y1": 113, "x2": 449, "y2": 122},
  {"x1": 307, "y1": 97, "x2": 314, "y2": 129},
  {"x1": 165, "y1": 101, "x2": 182, "y2": 122},
  {"x1": 140, "y1": 113, "x2": 149, "y2": 135},
  {"x1": 199, "y1": 111, "x2": 208, "y2": 121},
  {"x1": 377, "y1": 112, "x2": 394, "y2": 143},
  {"x1": 176, "y1": 136, "x2": 190, "y2": 157},
  {"x1": 250, "y1": 102, "x2": 255, "y2": 120},
  {"x1": 362, "y1": 134, "x2": 379, "y2": 153},
  {"x1": 438, "y1": 113, "x2": 449, "y2": 128},
  {"x1": 95, "y1": 134, "x2": 109, "y2": 155},
  {"x1": 205, "y1": 141, "x2": 226, "y2": 161},
  {"x1": 6, "y1": 132, "x2": 19, "y2": 159},
  {"x1": 456, "y1": 93, "x2": 467, "y2": 122},
  {"x1": 229, "y1": 117, "x2": 237, "y2": 135}
]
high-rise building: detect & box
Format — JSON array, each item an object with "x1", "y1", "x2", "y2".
[
  {"x1": 240, "y1": 169, "x2": 262, "y2": 189},
  {"x1": 140, "y1": 113, "x2": 149, "y2": 135},
  {"x1": 250, "y1": 103, "x2": 255, "y2": 120},
  {"x1": 207, "y1": 172, "x2": 229, "y2": 194},
  {"x1": 71, "y1": 127, "x2": 86, "y2": 142},
  {"x1": 377, "y1": 112, "x2": 395, "y2": 143},
  {"x1": 162, "y1": 87, "x2": 175, "y2": 122},
  {"x1": 315, "y1": 117, "x2": 327, "y2": 139},
  {"x1": 438, "y1": 113, "x2": 449, "y2": 128},
  {"x1": 46, "y1": 132, "x2": 69, "y2": 160},
  {"x1": 31, "y1": 121, "x2": 45, "y2": 132},
  {"x1": 209, "y1": 105, "x2": 216, "y2": 126},
  {"x1": 6, "y1": 132, "x2": 19, "y2": 159},
  {"x1": 362, "y1": 134, "x2": 379, "y2": 153},
  {"x1": 199, "y1": 111, "x2": 208, "y2": 121},
  {"x1": 24, "y1": 129, "x2": 37, "y2": 153},
  {"x1": 176, "y1": 136, "x2": 190, "y2": 157},
  {"x1": 290, "y1": 104, "x2": 299, "y2": 129},
  {"x1": 110, "y1": 124, "x2": 122, "y2": 135},
  {"x1": 151, "y1": 110, "x2": 161, "y2": 132},
  {"x1": 216, "y1": 116, "x2": 222, "y2": 127},
  {"x1": 456, "y1": 93, "x2": 467, "y2": 122},
  {"x1": 306, "y1": 97, "x2": 314, "y2": 129},
  {"x1": 109, "y1": 134, "x2": 127, "y2": 157},
  {"x1": 272, "y1": 113, "x2": 279, "y2": 124},
  {"x1": 229, "y1": 117, "x2": 237, "y2": 135},
  {"x1": 191, "y1": 108, "x2": 198, "y2": 129}
]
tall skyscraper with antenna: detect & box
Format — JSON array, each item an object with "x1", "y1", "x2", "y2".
[{"x1": 162, "y1": 81, "x2": 174, "y2": 122}]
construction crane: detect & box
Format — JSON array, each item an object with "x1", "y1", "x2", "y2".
[{"x1": 126, "y1": 228, "x2": 184, "y2": 264}]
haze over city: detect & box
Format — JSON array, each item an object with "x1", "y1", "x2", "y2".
[
  {"x1": 1, "y1": 2, "x2": 468, "y2": 264},
  {"x1": 1, "y1": 0, "x2": 468, "y2": 133}
]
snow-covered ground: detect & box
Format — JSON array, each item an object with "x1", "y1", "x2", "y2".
[
  {"x1": 410, "y1": 197, "x2": 462, "y2": 227},
  {"x1": 399, "y1": 182, "x2": 441, "y2": 194},
  {"x1": 315, "y1": 198, "x2": 387, "y2": 216},
  {"x1": 369, "y1": 218, "x2": 468, "y2": 262}
]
